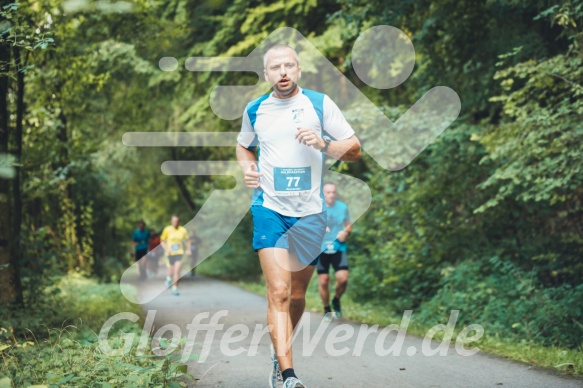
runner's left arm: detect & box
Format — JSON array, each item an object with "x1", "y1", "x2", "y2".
[
  {"x1": 323, "y1": 135, "x2": 361, "y2": 162},
  {"x1": 337, "y1": 220, "x2": 353, "y2": 243},
  {"x1": 337, "y1": 205, "x2": 352, "y2": 242},
  {"x1": 295, "y1": 130, "x2": 361, "y2": 161},
  {"x1": 295, "y1": 95, "x2": 361, "y2": 162}
]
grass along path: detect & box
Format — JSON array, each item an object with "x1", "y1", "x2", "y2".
[{"x1": 0, "y1": 274, "x2": 195, "y2": 387}]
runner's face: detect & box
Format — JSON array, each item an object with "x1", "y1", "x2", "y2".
[
  {"x1": 171, "y1": 216, "x2": 179, "y2": 227},
  {"x1": 264, "y1": 48, "x2": 301, "y2": 98},
  {"x1": 323, "y1": 184, "x2": 337, "y2": 205}
]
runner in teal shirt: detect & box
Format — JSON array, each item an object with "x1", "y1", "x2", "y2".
[
  {"x1": 131, "y1": 220, "x2": 150, "y2": 280},
  {"x1": 317, "y1": 183, "x2": 352, "y2": 319}
]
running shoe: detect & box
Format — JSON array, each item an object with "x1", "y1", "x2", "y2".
[
  {"x1": 283, "y1": 377, "x2": 306, "y2": 388},
  {"x1": 164, "y1": 278, "x2": 172, "y2": 288},
  {"x1": 332, "y1": 298, "x2": 342, "y2": 319},
  {"x1": 171, "y1": 288, "x2": 180, "y2": 296},
  {"x1": 269, "y1": 343, "x2": 283, "y2": 388},
  {"x1": 323, "y1": 312, "x2": 334, "y2": 322}
]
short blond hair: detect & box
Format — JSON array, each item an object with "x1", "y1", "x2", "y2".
[{"x1": 263, "y1": 44, "x2": 300, "y2": 68}]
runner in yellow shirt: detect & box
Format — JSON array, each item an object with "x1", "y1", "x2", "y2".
[{"x1": 160, "y1": 214, "x2": 191, "y2": 296}]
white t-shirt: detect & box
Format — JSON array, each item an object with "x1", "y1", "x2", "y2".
[{"x1": 237, "y1": 87, "x2": 355, "y2": 217}]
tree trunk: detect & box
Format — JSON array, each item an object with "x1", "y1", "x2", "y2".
[
  {"x1": 12, "y1": 47, "x2": 24, "y2": 229},
  {"x1": 56, "y1": 107, "x2": 85, "y2": 272},
  {"x1": 12, "y1": 46, "x2": 24, "y2": 275},
  {"x1": 0, "y1": 47, "x2": 8, "y2": 149},
  {"x1": 0, "y1": 44, "x2": 23, "y2": 306},
  {"x1": 11, "y1": 47, "x2": 24, "y2": 303}
]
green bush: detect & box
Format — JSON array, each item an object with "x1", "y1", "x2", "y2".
[
  {"x1": 0, "y1": 274, "x2": 196, "y2": 387},
  {"x1": 1, "y1": 274, "x2": 141, "y2": 341},
  {"x1": 1, "y1": 326, "x2": 197, "y2": 387},
  {"x1": 416, "y1": 260, "x2": 583, "y2": 348}
]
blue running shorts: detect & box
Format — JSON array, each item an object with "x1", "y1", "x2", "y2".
[{"x1": 251, "y1": 205, "x2": 326, "y2": 266}]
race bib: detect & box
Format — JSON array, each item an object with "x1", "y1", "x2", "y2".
[
  {"x1": 274, "y1": 167, "x2": 311, "y2": 196},
  {"x1": 324, "y1": 240, "x2": 337, "y2": 254},
  {"x1": 170, "y1": 243, "x2": 181, "y2": 252}
]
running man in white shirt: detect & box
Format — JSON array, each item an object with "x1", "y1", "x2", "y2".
[{"x1": 236, "y1": 44, "x2": 361, "y2": 388}]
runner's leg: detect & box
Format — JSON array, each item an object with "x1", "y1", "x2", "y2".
[
  {"x1": 318, "y1": 273, "x2": 330, "y2": 309},
  {"x1": 173, "y1": 259, "x2": 182, "y2": 287},
  {"x1": 334, "y1": 270, "x2": 348, "y2": 300},
  {"x1": 166, "y1": 259, "x2": 172, "y2": 279},
  {"x1": 190, "y1": 252, "x2": 198, "y2": 276},
  {"x1": 289, "y1": 253, "x2": 316, "y2": 329},
  {"x1": 286, "y1": 211, "x2": 326, "y2": 326},
  {"x1": 333, "y1": 252, "x2": 349, "y2": 299},
  {"x1": 151, "y1": 253, "x2": 159, "y2": 276},
  {"x1": 136, "y1": 249, "x2": 147, "y2": 280},
  {"x1": 259, "y1": 247, "x2": 293, "y2": 372}
]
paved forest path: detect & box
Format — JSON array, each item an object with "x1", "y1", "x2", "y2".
[{"x1": 139, "y1": 275, "x2": 582, "y2": 388}]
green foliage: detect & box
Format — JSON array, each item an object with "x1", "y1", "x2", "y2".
[
  {"x1": 1, "y1": 329, "x2": 197, "y2": 387},
  {"x1": 417, "y1": 259, "x2": 583, "y2": 347},
  {"x1": 1, "y1": 0, "x2": 582, "y2": 376},
  {"x1": 0, "y1": 153, "x2": 16, "y2": 179},
  {"x1": 0, "y1": 2, "x2": 54, "y2": 57},
  {"x1": 473, "y1": 3, "x2": 583, "y2": 285},
  {"x1": 348, "y1": 122, "x2": 492, "y2": 307},
  {"x1": 336, "y1": 0, "x2": 583, "y2": 351},
  {"x1": 1, "y1": 274, "x2": 141, "y2": 341},
  {"x1": 197, "y1": 212, "x2": 262, "y2": 280},
  {"x1": 0, "y1": 274, "x2": 197, "y2": 387}
]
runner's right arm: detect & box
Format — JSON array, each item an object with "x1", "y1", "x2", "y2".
[
  {"x1": 236, "y1": 107, "x2": 263, "y2": 188},
  {"x1": 160, "y1": 228, "x2": 169, "y2": 253},
  {"x1": 236, "y1": 144, "x2": 263, "y2": 188}
]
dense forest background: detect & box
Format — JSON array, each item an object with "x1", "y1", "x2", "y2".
[{"x1": 1, "y1": 0, "x2": 582, "y2": 382}]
